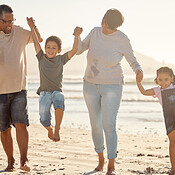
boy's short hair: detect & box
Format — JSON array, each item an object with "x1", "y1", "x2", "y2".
[
  {"x1": 102, "y1": 8, "x2": 124, "y2": 30},
  {"x1": 0, "y1": 4, "x2": 13, "y2": 18},
  {"x1": 45, "y1": 36, "x2": 62, "y2": 50}
]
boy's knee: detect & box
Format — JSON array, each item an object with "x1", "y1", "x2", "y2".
[{"x1": 40, "y1": 116, "x2": 50, "y2": 127}]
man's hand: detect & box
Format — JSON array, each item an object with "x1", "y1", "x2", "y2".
[
  {"x1": 136, "y1": 70, "x2": 143, "y2": 82},
  {"x1": 26, "y1": 17, "x2": 35, "y2": 30},
  {"x1": 73, "y1": 27, "x2": 83, "y2": 37}
]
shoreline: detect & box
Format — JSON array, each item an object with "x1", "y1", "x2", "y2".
[{"x1": 0, "y1": 124, "x2": 171, "y2": 175}]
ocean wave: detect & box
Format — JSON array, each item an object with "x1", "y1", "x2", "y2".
[
  {"x1": 27, "y1": 95, "x2": 158, "y2": 102},
  {"x1": 28, "y1": 77, "x2": 155, "y2": 85}
]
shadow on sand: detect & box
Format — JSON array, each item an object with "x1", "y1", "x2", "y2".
[{"x1": 84, "y1": 170, "x2": 103, "y2": 175}]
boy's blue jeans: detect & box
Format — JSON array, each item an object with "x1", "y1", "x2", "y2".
[
  {"x1": 83, "y1": 80, "x2": 123, "y2": 159},
  {"x1": 39, "y1": 91, "x2": 65, "y2": 127}
]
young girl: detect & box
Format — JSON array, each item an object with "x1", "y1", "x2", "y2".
[{"x1": 137, "y1": 66, "x2": 175, "y2": 175}]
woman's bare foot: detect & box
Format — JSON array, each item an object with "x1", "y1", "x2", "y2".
[
  {"x1": 106, "y1": 158, "x2": 116, "y2": 175},
  {"x1": 5, "y1": 161, "x2": 15, "y2": 172},
  {"x1": 95, "y1": 158, "x2": 104, "y2": 171},
  {"x1": 106, "y1": 169, "x2": 116, "y2": 175},
  {"x1": 53, "y1": 129, "x2": 60, "y2": 142}
]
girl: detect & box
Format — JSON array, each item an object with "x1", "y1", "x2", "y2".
[{"x1": 137, "y1": 66, "x2": 175, "y2": 175}]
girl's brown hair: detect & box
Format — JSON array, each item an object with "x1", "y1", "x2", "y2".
[{"x1": 154, "y1": 66, "x2": 175, "y2": 84}]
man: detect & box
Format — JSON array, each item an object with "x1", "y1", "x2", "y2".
[{"x1": 0, "y1": 4, "x2": 42, "y2": 172}]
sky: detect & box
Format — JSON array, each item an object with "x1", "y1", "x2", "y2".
[{"x1": 1, "y1": 0, "x2": 175, "y2": 64}]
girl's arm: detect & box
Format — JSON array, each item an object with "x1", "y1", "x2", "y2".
[
  {"x1": 27, "y1": 17, "x2": 41, "y2": 54},
  {"x1": 68, "y1": 27, "x2": 82, "y2": 59},
  {"x1": 137, "y1": 81, "x2": 155, "y2": 96}
]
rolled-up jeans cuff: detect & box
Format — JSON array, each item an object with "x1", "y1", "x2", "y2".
[
  {"x1": 108, "y1": 153, "x2": 117, "y2": 159},
  {"x1": 95, "y1": 146, "x2": 105, "y2": 154}
]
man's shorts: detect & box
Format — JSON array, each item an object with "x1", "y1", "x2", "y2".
[{"x1": 0, "y1": 90, "x2": 29, "y2": 132}]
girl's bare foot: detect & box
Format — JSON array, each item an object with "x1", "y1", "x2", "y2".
[
  {"x1": 95, "y1": 158, "x2": 104, "y2": 171},
  {"x1": 53, "y1": 129, "x2": 60, "y2": 142}
]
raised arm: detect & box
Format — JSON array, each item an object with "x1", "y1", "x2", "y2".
[
  {"x1": 27, "y1": 17, "x2": 41, "y2": 54},
  {"x1": 68, "y1": 27, "x2": 82, "y2": 59},
  {"x1": 136, "y1": 81, "x2": 155, "y2": 96}
]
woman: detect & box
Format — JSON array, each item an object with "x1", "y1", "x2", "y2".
[{"x1": 77, "y1": 8, "x2": 143, "y2": 175}]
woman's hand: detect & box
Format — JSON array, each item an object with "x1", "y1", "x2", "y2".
[{"x1": 136, "y1": 70, "x2": 143, "y2": 82}]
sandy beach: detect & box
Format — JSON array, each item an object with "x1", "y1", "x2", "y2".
[{"x1": 0, "y1": 124, "x2": 171, "y2": 175}]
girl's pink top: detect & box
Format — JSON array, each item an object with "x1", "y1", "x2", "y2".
[{"x1": 153, "y1": 84, "x2": 175, "y2": 106}]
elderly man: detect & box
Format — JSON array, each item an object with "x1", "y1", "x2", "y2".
[{"x1": 0, "y1": 4, "x2": 42, "y2": 172}]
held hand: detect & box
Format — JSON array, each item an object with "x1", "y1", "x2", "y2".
[
  {"x1": 136, "y1": 70, "x2": 143, "y2": 83},
  {"x1": 73, "y1": 27, "x2": 83, "y2": 37},
  {"x1": 26, "y1": 17, "x2": 35, "y2": 30}
]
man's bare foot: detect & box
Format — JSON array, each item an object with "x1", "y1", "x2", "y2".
[
  {"x1": 169, "y1": 170, "x2": 175, "y2": 175},
  {"x1": 53, "y1": 129, "x2": 60, "y2": 142},
  {"x1": 5, "y1": 161, "x2": 15, "y2": 172},
  {"x1": 20, "y1": 161, "x2": 30, "y2": 172},
  {"x1": 106, "y1": 169, "x2": 116, "y2": 175},
  {"x1": 95, "y1": 158, "x2": 104, "y2": 171}
]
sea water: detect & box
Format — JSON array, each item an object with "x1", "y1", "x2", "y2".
[{"x1": 27, "y1": 75, "x2": 165, "y2": 135}]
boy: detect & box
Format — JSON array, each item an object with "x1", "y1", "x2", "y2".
[{"x1": 27, "y1": 17, "x2": 82, "y2": 141}]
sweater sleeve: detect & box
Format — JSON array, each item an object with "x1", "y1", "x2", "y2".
[
  {"x1": 122, "y1": 37, "x2": 142, "y2": 73},
  {"x1": 76, "y1": 28, "x2": 93, "y2": 55}
]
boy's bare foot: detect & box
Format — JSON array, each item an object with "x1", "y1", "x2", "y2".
[
  {"x1": 20, "y1": 160, "x2": 30, "y2": 172},
  {"x1": 45, "y1": 125, "x2": 54, "y2": 140},
  {"x1": 5, "y1": 161, "x2": 15, "y2": 172},
  {"x1": 53, "y1": 129, "x2": 60, "y2": 142},
  {"x1": 106, "y1": 169, "x2": 116, "y2": 175},
  {"x1": 95, "y1": 158, "x2": 104, "y2": 171}
]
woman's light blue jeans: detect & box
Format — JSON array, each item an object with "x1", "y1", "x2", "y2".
[{"x1": 83, "y1": 80, "x2": 123, "y2": 159}]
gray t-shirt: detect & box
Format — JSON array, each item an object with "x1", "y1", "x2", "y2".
[{"x1": 36, "y1": 49, "x2": 69, "y2": 95}]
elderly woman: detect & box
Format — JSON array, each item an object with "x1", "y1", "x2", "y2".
[{"x1": 77, "y1": 8, "x2": 143, "y2": 175}]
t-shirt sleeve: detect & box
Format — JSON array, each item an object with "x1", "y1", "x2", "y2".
[
  {"x1": 122, "y1": 36, "x2": 142, "y2": 73},
  {"x1": 153, "y1": 86, "x2": 161, "y2": 98},
  {"x1": 60, "y1": 52, "x2": 69, "y2": 65},
  {"x1": 20, "y1": 27, "x2": 33, "y2": 44},
  {"x1": 36, "y1": 49, "x2": 44, "y2": 62},
  {"x1": 76, "y1": 28, "x2": 94, "y2": 55}
]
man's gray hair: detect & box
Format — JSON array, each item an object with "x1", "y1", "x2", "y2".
[{"x1": 0, "y1": 4, "x2": 13, "y2": 18}]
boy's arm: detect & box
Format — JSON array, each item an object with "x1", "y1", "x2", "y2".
[
  {"x1": 27, "y1": 17, "x2": 41, "y2": 54},
  {"x1": 68, "y1": 27, "x2": 82, "y2": 59},
  {"x1": 136, "y1": 81, "x2": 155, "y2": 96},
  {"x1": 34, "y1": 26, "x2": 43, "y2": 42}
]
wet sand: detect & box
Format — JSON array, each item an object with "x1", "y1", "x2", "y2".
[{"x1": 0, "y1": 124, "x2": 171, "y2": 175}]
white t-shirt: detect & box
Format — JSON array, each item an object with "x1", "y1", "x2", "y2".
[
  {"x1": 0, "y1": 25, "x2": 32, "y2": 94},
  {"x1": 153, "y1": 84, "x2": 175, "y2": 105},
  {"x1": 77, "y1": 27, "x2": 142, "y2": 84}
]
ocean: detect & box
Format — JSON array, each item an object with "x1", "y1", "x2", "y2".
[{"x1": 27, "y1": 75, "x2": 165, "y2": 135}]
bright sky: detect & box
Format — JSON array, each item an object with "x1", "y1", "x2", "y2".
[{"x1": 2, "y1": 0, "x2": 175, "y2": 63}]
